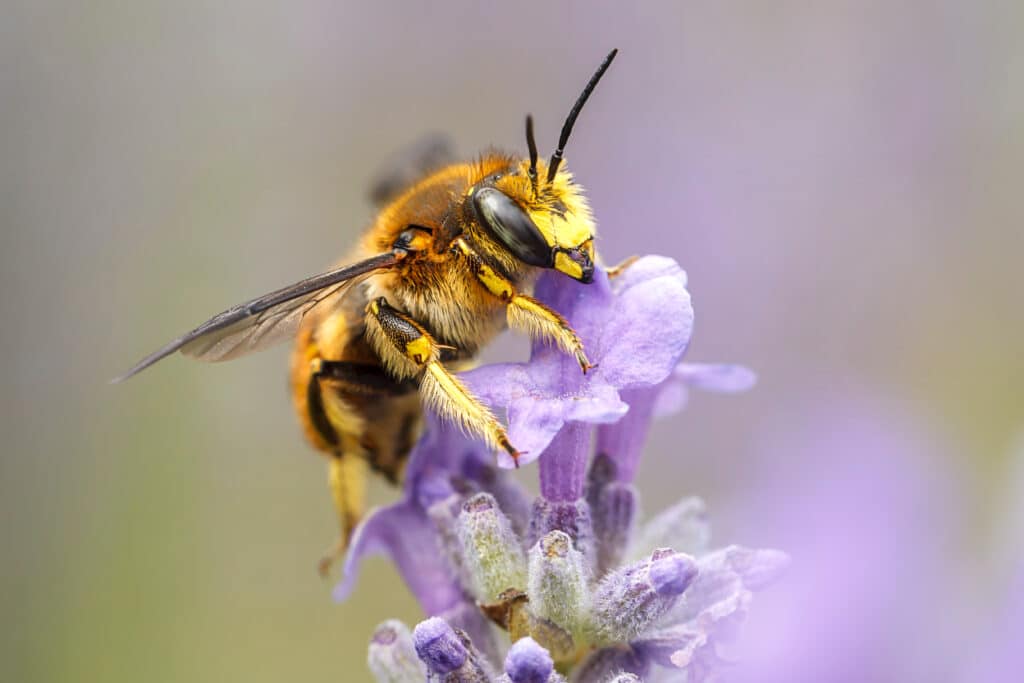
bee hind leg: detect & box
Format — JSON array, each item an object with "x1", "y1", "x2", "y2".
[
  {"x1": 306, "y1": 359, "x2": 370, "y2": 577},
  {"x1": 364, "y1": 296, "x2": 523, "y2": 465},
  {"x1": 318, "y1": 452, "x2": 369, "y2": 577}
]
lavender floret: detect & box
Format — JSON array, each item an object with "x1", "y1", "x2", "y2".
[{"x1": 346, "y1": 257, "x2": 785, "y2": 681}]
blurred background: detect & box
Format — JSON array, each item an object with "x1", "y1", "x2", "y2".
[{"x1": 3, "y1": 2, "x2": 1022, "y2": 681}]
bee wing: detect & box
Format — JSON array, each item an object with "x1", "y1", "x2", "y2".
[
  {"x1": 112, "y1": 251, "x2": 401, "y2": 383},
  {"x1": 368, "y1": 133, "x2": 456, "y2": 207}
]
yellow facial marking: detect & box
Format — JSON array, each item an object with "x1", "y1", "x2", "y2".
[
  {"x1": 553, "y1": 251, "x2": 584, "y2": 280},
  {"x1": 528, "y1": 210, "x2": 593, "y2": 252}
]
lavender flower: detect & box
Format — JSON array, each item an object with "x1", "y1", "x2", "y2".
[{"x1": 354, "y1": 257, "x2": 785, "y2": 681}]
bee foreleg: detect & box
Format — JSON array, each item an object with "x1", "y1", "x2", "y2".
[
  {"x1": 364, "y1": 296, "x2": 523, "y2": 465},
  {"x1": 452, "y1": 238, "x2": 593, "y2": 373},
  {"x1": 506, "y1": 294, "x2": 593, "y2": 373}
]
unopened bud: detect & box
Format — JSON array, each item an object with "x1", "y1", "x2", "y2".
[
  {"x1": 501, "y1": 637, "x2": 557, "y2": 683},
  {"x1": 413, "y1": 617, "x2": 492, "y2": 682},
  {"x1": 367, "y1": 620, "x2": 427, "y2": 683},
  {"x1": 591, "y1": 481, "x2": 637, "y2": 575},
  {"x1": 457, "y1": 493, "x2": 527, "y2": 601},
  {"x1": 527, "y1": 531, "x2": 589, "y2": 636},
  {"x1": 527, "y1": 497, "x2": 595, "y2": 569},
  {"x1": 591, "y1": 549, "x2": 697, "y2": 644}
]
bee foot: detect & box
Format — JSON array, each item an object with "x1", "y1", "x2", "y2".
[
  {"x1": 577, "y1": 354, "x2": 597, "y2": 374},
  {"x1": 317, "y1": 538, "x2": 348, "y2": 578}
]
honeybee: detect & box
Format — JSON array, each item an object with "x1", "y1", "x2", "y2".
[{"x1": 116, "y1": 50, "x2": 617, "y2": 575}]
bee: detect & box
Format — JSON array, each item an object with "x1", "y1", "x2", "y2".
[{"x1": 116, "y1": 50, "x2": 617, "y2": 575}]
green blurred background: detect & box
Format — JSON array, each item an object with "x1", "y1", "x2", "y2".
[{"x1": 3, "y1": 2, "x2": 1022, "y2": 681}]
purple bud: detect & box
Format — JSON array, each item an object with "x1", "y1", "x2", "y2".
[
  {"x1": 586, "y1": 452, "x2": 619, "y2": 498},
  {"x1": 592, "y1": 481, "x2": 637, "y2": 575},
  {"x1": 650, "y1": 552, "x2": 695, "y2": 595},
  {"x1": 414, "y1": 617, "x2": 466, "y2": 674},
  {"x1": 441, "y1": 600, "x2": 501, "y2": 670},
  {"x1": 413, "y1": 618, "x2": 494, "y2": 682},
  {"x1": 367, "y1": 620, "x2": 427, "y2": 683},
  {"x1": 527, "y1": 497, "x2": 595, "y2": 569},
  {"x1": 503, "y1": 638, "x2": 553, "y2": 683},
  {"x1": 591, "y1": 549, "x2": 698, "y2": 644}
]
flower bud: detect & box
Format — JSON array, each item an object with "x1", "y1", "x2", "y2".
[
  {"x1": 367, "y1": 620, "x2": 428, "y2": 683},
  {"x1": 457, "y1": 493, "x2": 528, "y2": 601},
  {"x1": 591, "y1": 549, "x2": 698, "y2": 644},
  {"x1": 591, "y1": 481, "x2": 637, "y2": 575},
  {"x1": 527, "y1": 531, "x2": 589, "y2": 636},
  {"x1": 501, "y1": 637, "x2": 556, "y2": 683},
  {"x1": 413, "y1": 617, "x2": 492, "y2": 682},
  {"x1": 442, "y1": 600, "x2": 501, "y2": 669},
  {"x1": 414, "y1": 617, "x2": 467, "y2": 674},
  {"x1": 527, "y1": 497, "x2": 595, "y2": 569}
]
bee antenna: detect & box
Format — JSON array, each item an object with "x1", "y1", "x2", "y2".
[
  {"x1": 525, "y1": 114, "x2": 539, "y2": 191},
  {"x1": 546, "y1": 48, "x2": 618, "y2": 184}
]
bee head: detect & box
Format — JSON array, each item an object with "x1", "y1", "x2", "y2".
[
  {"x1": 468, "y1": 49, "x2": 616, "y2": 284},
  {"x1": 471, "y1": 181, "x2": 595, "y2": 283}
]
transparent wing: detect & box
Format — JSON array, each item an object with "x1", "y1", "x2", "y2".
[
  {"x1": 113, "y1": 251, "x2": 400, "y2": 383},
  {"x1": 368, "y1": 133, "x2": 456, "y2": 207}
]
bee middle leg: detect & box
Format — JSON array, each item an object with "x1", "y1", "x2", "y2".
[
  {"x1": 364, "y1": 296, "x2": 523, "y2": 465},
  {"x1": 452, "y1": 237, "x2": 593, "y2": 372}
]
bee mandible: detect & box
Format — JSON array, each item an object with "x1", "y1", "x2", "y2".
[{"x1": 116, "y1": 50, "x2": 618, "y2": 575}]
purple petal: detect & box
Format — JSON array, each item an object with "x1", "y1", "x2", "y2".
[
  {"x1": 676, "y1": 363, "x2": 757, "y2": 393},
  {"x1": 592, "y1": 256, "x2": 693, "y2": 389},
  {"x1": 334, "y1": 500, "x2": 462, "y2": 615},
  {"x1": 460, "y1": 362, "x2": 535, "y2": 408},
  {"x1": 498, "y1": 385, "x2": 627, "y2": 470},
  {"x1": 655, "y1": 363, "x2": 757, "y2": 416},
  {"x1": 500, "y1": 399, "x2": 574, "y2": 468},
  {"x1": 405, "y1": 412, "x2": 488, "y2": 491},
  {"x1": 532, "y1": 266, "x2": 614, "y2": 350}
]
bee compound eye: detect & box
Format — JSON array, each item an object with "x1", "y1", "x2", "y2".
[{"x1": 472, "y1": 187, "x2": 553, "y2": 268}]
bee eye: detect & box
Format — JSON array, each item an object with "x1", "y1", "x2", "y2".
[{"x1": 472, "y1": 187, "x2": 553, "y2": 267}]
